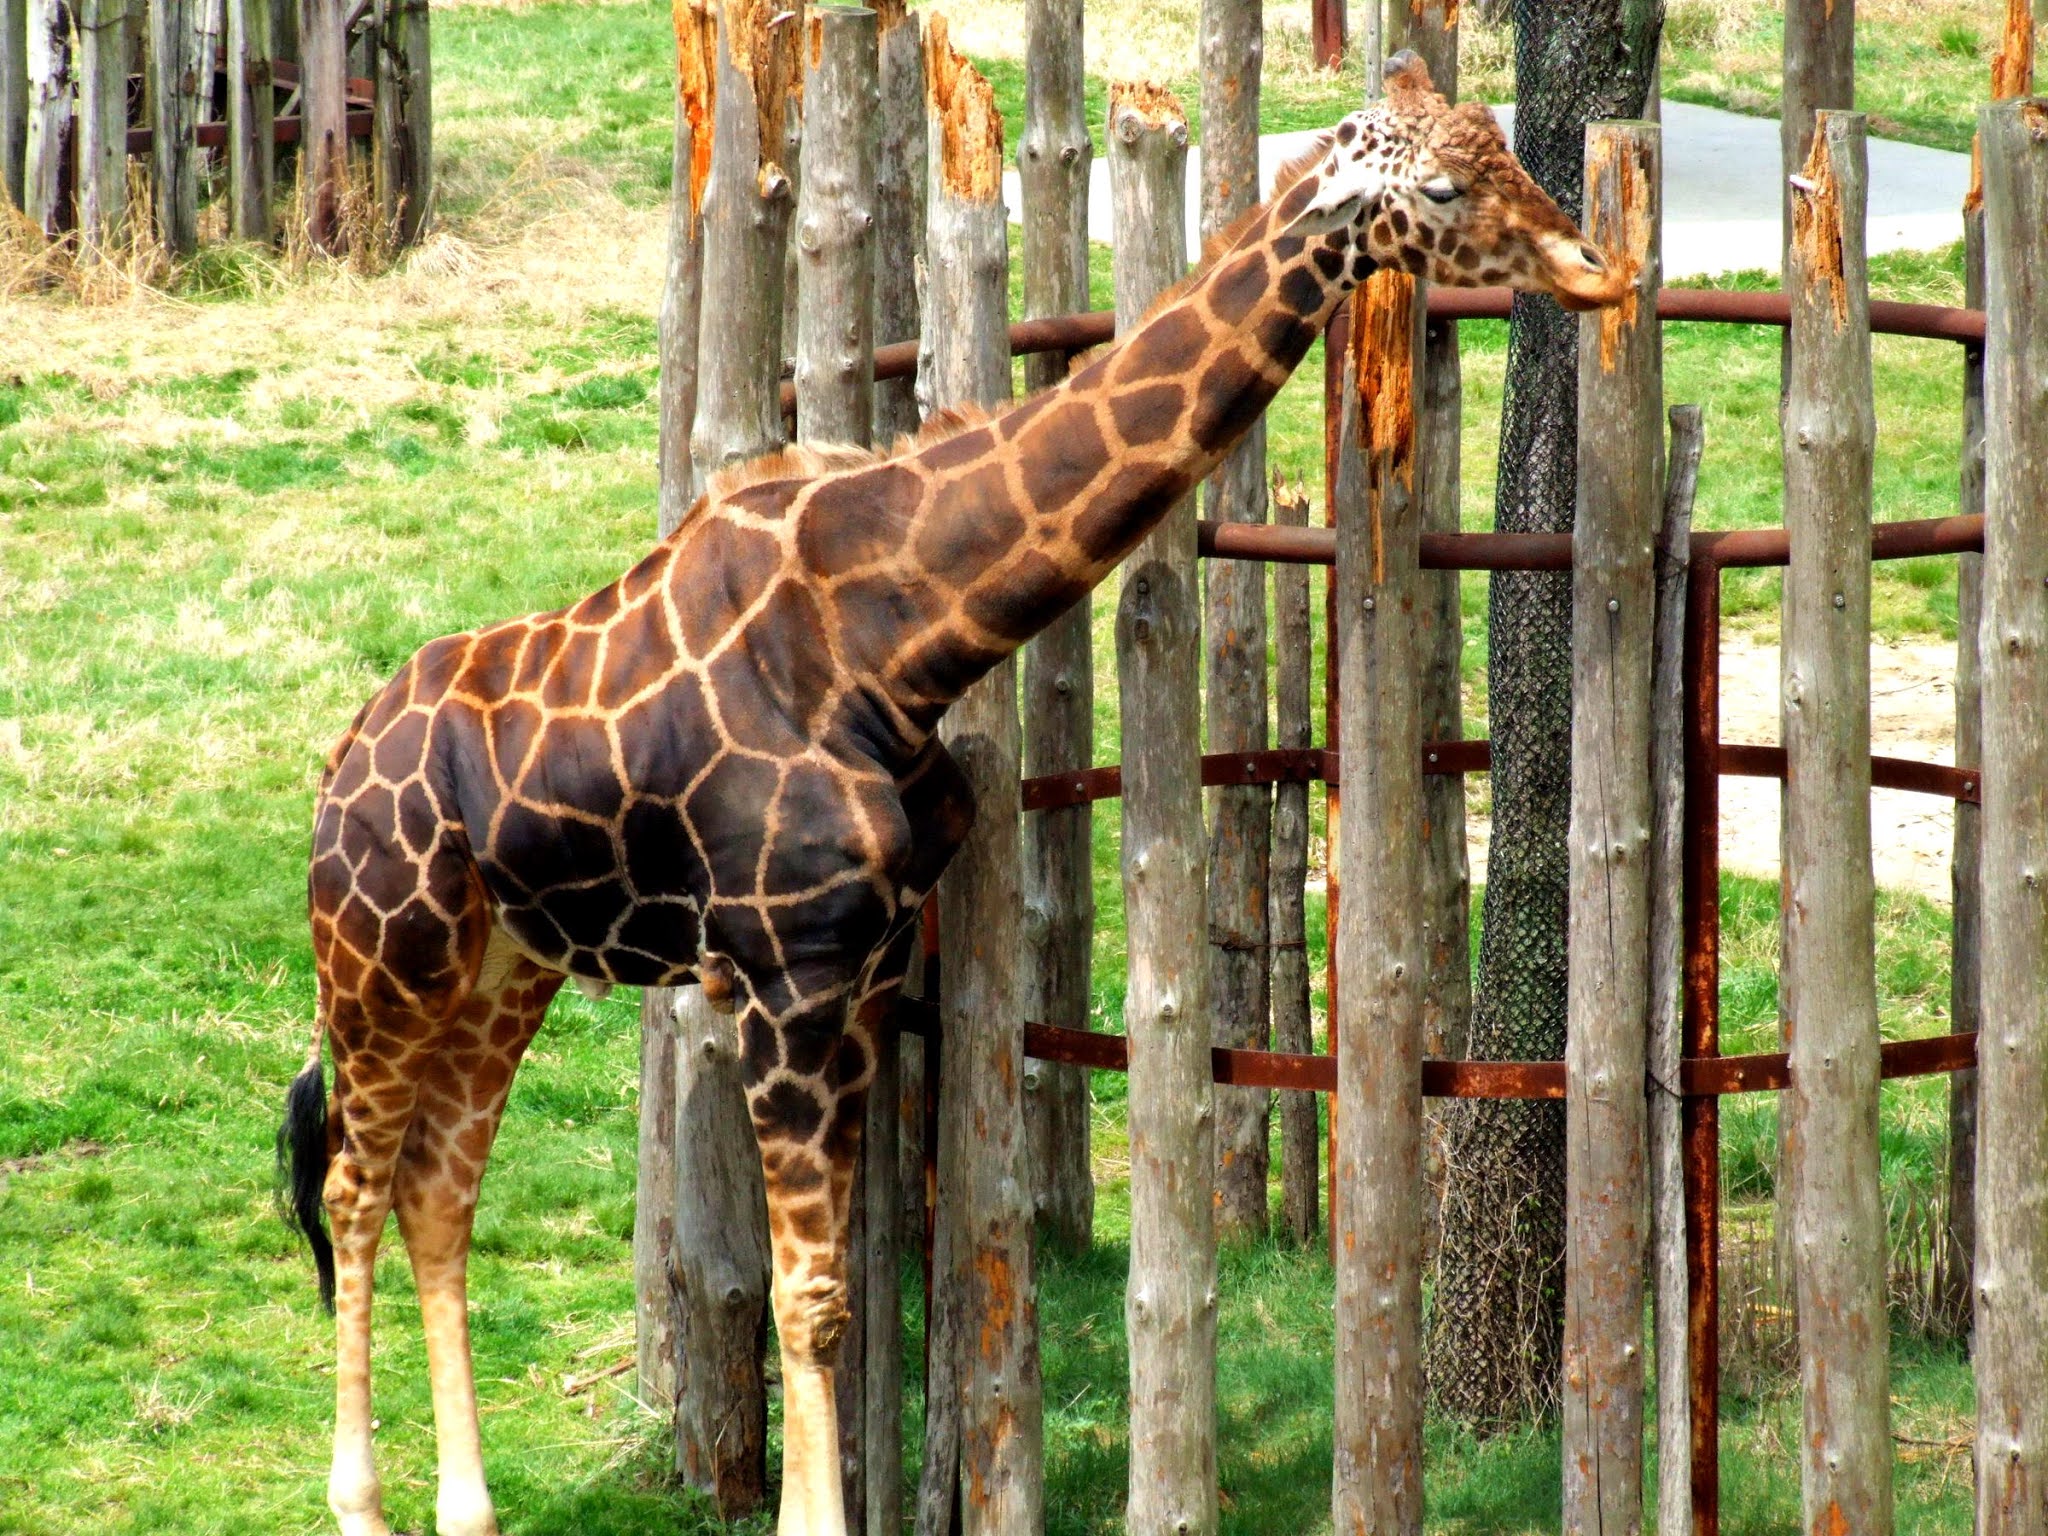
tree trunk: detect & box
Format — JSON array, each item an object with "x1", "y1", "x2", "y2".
[
  {"x1": 1198, "y1": 0, "x2": 1273, "y2": 1246},
  {"x1": 296, "y1": 0, "x2": 346, "y2": 251},
  {"x1": 1560, "y1": 117, "x2": 1660, "y2": 1535},
  {"x1": 1971, "y1": 95, "x2": 2048, "y2": 1536},
  {"x1": 22, "y1": 0, "x2": 69, "y2": 237},
  {"x1": 1271, "y1": 477, "x2": 1319, "y2": 1248},
  {"x1": 76, "y1": 0, "x2": 129, "y2": 256},
  {"x1": 633, "y1": 993, "x2": 680, "y2": 1416},
  {"x1": 2, "y1": 0, "x2": 26, "y2": 212},
  {"x1": 1426, "y1": 0, "x2": 1661, "y2": 1431},
  {"x1": 1330, "y1": 268, "x2": 1427, "y2": 1536},
  {"x1": 1109, "y1": 79, "x2": 1218, "y2": 1536},
  {"x1": 226, "y1": 0, "x2": 273, "y2": 243},
  {"x1": 1017, "y1": 0, "x2": 1095, "y2": 1257},
  {"x1": 372, "y1": 0, "x2": 429, "y2": 246}
]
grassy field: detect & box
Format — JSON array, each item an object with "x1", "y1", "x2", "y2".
[{"x1": 0, "y1": 0, "x2": 1999, "y2": 1531}]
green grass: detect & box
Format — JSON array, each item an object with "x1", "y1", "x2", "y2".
[{"x1": 0, "y1": 0, "x2": 1993, "y2": 1530}]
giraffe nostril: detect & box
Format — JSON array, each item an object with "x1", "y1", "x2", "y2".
[{"x1": 1579, "y1": 244, "x2": 1606, "y2": 270}]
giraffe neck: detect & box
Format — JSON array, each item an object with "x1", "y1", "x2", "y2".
[{"x1": 872, "y1": 187, "x2": 1367, "y2": 736}]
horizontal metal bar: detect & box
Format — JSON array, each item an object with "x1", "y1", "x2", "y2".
[
  {"x1": 126, "y1": 108, "x2": 374, "y2": 156},
  {"x1": 1717, "y1": 742, "x2": 1981, "y2": 802},
  {"x1": 1427, "y1": 285, "x2": 1985, "y2": 344},
  {"x1": 1682, "y1": 1030, "x2": 1977, "y2": 1095}
]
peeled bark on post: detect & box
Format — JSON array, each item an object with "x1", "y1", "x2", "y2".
[
  {"x1": 1782, "y1": 111, "x2": 1893, "y2": 1536},
  {"x1": 1650, "y1": 404, "x2": 1700, "y2": 1536},
  {"x1": 1108, "y1": 79, "x2": 1218, "y2": 1536},
  {"x1": 1330, "y1": 268, "x2": 1426, "y2": 1536},
  {"x1": 226, "y1": 0, "x2": 273, "y2": 242},
  {"x1": 1017, "y1": 0, "x2": 1095, "y2": 1258},
  {"x1": 1974, "y1": 95, "x2": 2048, "y2": 1536},
  {"x1": 21, "y1": 0, "x2": 68, "y2": 238},
  {"x1": 1198, "y1": 0, "x2": 1273, "y2": 1246},
  {"x1": 76, "y1": 0, "x2": 128, "y2": 256},
  {"x1": 912, "y1": 32, "x2": 1043, "y2": 1536},
  {"x1": 1271, "y1": 475, "x2": 1318, "y2": 1248},
  {"x1": 795, "y1": 10, "x2": 881, "y2": 1520},
  {"x1": 1561, "y1": 119, "x2": 1660, "y2": 1534},
  {"x1": 670, "y1": 2, "x2": 807, "y2": 1511},
  {"x1": 1780, "y1": 0, "x2": 1854, "y2": 272},
  {"x1": 297, "y1": 0, "x2": 347, "y2": 251},
  {"x1": 2, "y1": 0, "x2": 25, "y2": 212},
  {"x1": 871, "y1": 0, "x2": 924, "y2": 446},
  {"x1": 657, "y1": 2, "x2": 710, "y2": 535},
  {"x1": 372, "y1": 0, "x2": 430, "y2": 245}
]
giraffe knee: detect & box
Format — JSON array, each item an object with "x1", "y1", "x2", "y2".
[{"x1": 777, "y1": 1274, "x2": 851, "y2": 1367}]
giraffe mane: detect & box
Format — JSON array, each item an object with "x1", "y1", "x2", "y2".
[{"x1": 685, "y1": 403, "x2": 1001, "y2": 519}]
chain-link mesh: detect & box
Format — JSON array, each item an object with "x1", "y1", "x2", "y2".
[{"x1": 1424, "y1": 0, "x2": 1663, "y2": 1431}]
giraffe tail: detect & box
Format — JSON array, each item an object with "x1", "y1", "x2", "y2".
[{"x1": 276, "y1": 1045, "x2": 337, "y2": 1313}]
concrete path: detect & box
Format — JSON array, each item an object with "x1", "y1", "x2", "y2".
[{"x1": 1001, "y1": 100, "x2": 1971, "y2": 280}]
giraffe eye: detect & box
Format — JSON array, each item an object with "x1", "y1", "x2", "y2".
[{"x1": 1420, "y1": 178, "x2": 1461, "y2": 204}]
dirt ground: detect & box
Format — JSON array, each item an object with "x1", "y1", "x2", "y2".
[{"x1": 1466, "y1": 635, "x2": 1965, "y2": 904}]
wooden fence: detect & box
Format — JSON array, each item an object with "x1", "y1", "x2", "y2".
[{"x1": 0, "y1": 0, "x2": 427, "y2": 257}]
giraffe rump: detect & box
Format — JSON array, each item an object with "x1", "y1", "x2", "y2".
[{"x1": 277, "y1": 1057, "x2": 337, "y2": 1312}]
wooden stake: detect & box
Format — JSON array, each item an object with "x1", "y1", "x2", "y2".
[
  {"x1": 226, "y1": 0, "x2": 273, "y2": 242},
  {"x1": 372, "y1": 0, "x2": 430, "y2": 245},
  {"x1": 21, "y1": 0, "x2": 68, "y2": 237},
  {"x1": 1, "y1": 0, "x2": 25, "y2": 212},
  {"x1": 1271, "y1": 475, "x2": 1318, "y2": 1247},
  {"x1": 76, "y1": 0, "x2": 129, "y2": 256},
  {"x1": 296, "y1": 0, "x2": 347, "y2": 251}
]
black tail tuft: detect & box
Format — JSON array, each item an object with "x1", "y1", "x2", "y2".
[{"x1": 277, "y1": 1058, "x2": 337, "y2": 1313}]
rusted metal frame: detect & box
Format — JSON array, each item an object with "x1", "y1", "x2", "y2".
[
  {"x1": 1717, "y1": 744, "x2": 1981, "y2": 803},
  {"x1": 124, "y1": 108, "x2": 372, "y2": 155}
]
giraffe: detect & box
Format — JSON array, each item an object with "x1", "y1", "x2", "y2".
[{"x1": 277, "y1": 52, "x2": 1625, "y2": 1536}]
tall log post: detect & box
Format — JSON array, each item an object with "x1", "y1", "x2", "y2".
[
  {"x1": 2, "y1": 0, "x2": 25, "y2": 211},
  {"x1": 226, "y1": 0, "x2": 273, "y2": 242},
  {"x1": 1109, "y1": 79, "x2": 1218, "y2": 1536},
  {"x1": 1330, "y1": 266, "x2": 1426, "y2": 1536},
  {"x1": 1561, "y1": 118, "x2": 1660, "y2": 1534},
  {"x1": 670, "y1": 0, "x2": 809, "y2": 1512},
  {"x1": 912, "y1": 29, "x2": 1042, "y2": 1536},
  {"x1": 1310, "y1": 0, "x2": 1343, "y2": 70},
  {"x1": 1198, "y1": 0, "x2": 1273, "y2": 1245},
  {"x1": 372, "y1": 0, "x2": 430, "y2": 245},
  {"x1": 634, "y1": 0, "x2": 711, "y2": 1426},
  {"x1": 1271, "y1": 475, "x2": 1319, "y2": 1247},
  {"x1": 297, "y1": 0, "x2": 347, "y2": 251},
  {"x1": 1783, "y1": 110, "x2": 1893, "y2": 1536},
  {"x1": 21, "y1": 0, "x2": 68, "y2": 237},
  {"x1": 1973, "y1": 93, "x2": 2048, "y2": 1536},
  {"x1": 1017, "y1": 0, "x2": 1095, "y2": 1256},
  {"x1": 76, "y1": 0, "x2": 129, "y2": 256},
  {"x1": 794, "y1": 10, "x2": 881, "y2": 1523},
  {"x1": 1650, "y1": 404, "x2": 1701, "y2": 1536}
]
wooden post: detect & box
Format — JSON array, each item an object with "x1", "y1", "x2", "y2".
[
  {"x1": 76, "y1": 0, "x2": 128, "y2": 256},
  {"x1": 1783, "y1": 110, "x2": 1893, "y2": 1536},
  {"x1": 1017, "y1": 0, "x2": 1095, "y2": 1258},
  {"x1": 1271, "y1": 475, "x2": 1318, "y2": 1247},
  {"x1": 2, "y1": 0, "x2": 25, "y2": 212},
  {"x1": 372, "y1": 0, "x2": 430, "y2": 245},
  {"x1": 297, "y1": 0, "x2": 347, "y2": 250},
  {"x1": 1561, "y1": 118, "x2": 1660, "y2": 1534},
  {"x1": 1108, "y1": 78, "x2": 1218, "y2": 1536},
  {"x1": 657, "y1": 0, "x2": 710, "y2": 534},
  {"x1": 912, "y1": 27, "x2": 1042, "y2": 1536},
  {"x1": 1198, "y1": 0, "x2": 1273, "y2": 1245},
  {"x1": 1310, "y1": 0, "x2": 1343, "y2": 70},
  {"x1": 795, "y1": 9, "x2": 881, "y2": 1522},
  {"x1": 269, "y1": 0, "x2": 294, "y2": 71},
  {"x1": 226, "y1": 0, "x2": 273, "y2": 242},
  {"x1": 1780, "y1": 0, "x2": 1854, "y2": 268},
  {"x1": 1330, "y1": 266, "x2": 1425, "y2": 1536},
  {"x1": 1650, "y1": 404, "x2": 1702, "y2": 1536},
  {"x1": 1974, "y1": 93, "x2": 2048, "y2": 1536},
  {"x1": 21, "y1": 0, "x2": 68, "y2": 237}
]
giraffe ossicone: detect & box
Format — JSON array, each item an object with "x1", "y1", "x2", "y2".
[{"x1": 278, "y1": 51, "x2": 1623, "y2": 1536}]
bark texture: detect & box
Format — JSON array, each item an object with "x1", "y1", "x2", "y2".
[
  {"x1": 1108, "y1": 80, "x2": 1218, "y2": 1536},
  {"x1": 1199, "y1": 0, "x2": 1274, "y2": 1245},
  {"x1": 1330, "y1": 270, "x2": 1426, "y2": 1536},
  {"x1": 1271, "y1": 476, "x2": 1319, "y2": 1248},
  {"x1": 1973, "y1": 95, "x2": 2048, "y2": 1536},
  {"x1": 1782, "y1": 112, "x2": 1893, "y2": 1536},
  {"x1": 1427, "y1": 0, "x2": 1661, "y2": 1429},
  {"x1": 77, "y1": 0, "x2": 129, "y2": 255},
  {"x1": 296, "y1": 0, "x2": 348, "y2": 251},
  {"x1": 634, "y1": 992, "x2": 680, "y2": 1414},
  {"x1": 372, "y1": 0, "x2": 430, "y2": 245},
  {"x1": 1017, "y1": 0, "x2": 1096, "y2": 1256},
  {"x1": 1560, "y1": 118, "x2": 1660, "y2": 1536},
  {"x1": 2, "y1": 0, "x2": 25, "y2": 211},
  {"x1": 226, "y1": 0, "x2": 273, "y2": 243},
  {"x1": 22, "y1": 0, "x2": 68, "y2": 237}
]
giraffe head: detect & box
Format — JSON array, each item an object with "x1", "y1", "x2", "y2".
[{"x1": 1288, "y1": 51, "x2": 1628, "y2": 311}]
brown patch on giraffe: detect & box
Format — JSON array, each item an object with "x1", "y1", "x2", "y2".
[
  {"x1": 1205, "y1": 250, "x2": 1268, "y2": 325},
  {"x1": 674, "y1": 0, "x2": 715, "y2": 229},
  {"x1": 925, "y1": 15, "x2": 1003, "y2": 200},
  {"x1": 796, "y1": 464, "x2": 920, "y2": 578},
  {"x1": 594, "y1": 602, "x2": 681, "y2": 711},
  {"x1": 963, "y1": 551, "x2": 1091, "y2": 642},
  {"x1": 1107, "y1": 381, "x2": 1186, "y2": 447},
  {"x1": 1790, "y1": 130, "x2": 1849, "y2": 331},
  {"x1": 1009, "y1": 401, "x2": 1108, "y2": 505}
]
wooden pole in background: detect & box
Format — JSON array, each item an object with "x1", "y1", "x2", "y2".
[
  {"x1": 914, "y1": 27, "x2": 1041, "y2": 1536},
  {"x1": 1310, "y1": 0, "x2": 1343, "y2": 70},
  {"x1": 1109, "y1": 77, "x2": 1218, "y2": 1536},
  {"x1": 1017, "y1": 0, "x2": 1095, "y2": 1257},
  {"x1": 226, "y1": 0, "x2": 273, "y2": 242},
  {"x1": 296, "y1": 0, "x2": 346, "y2": 250},
  {"x1": 1271, "y1": 474, "x2": 1318, "y2": 1247},
  {"x1": 794, "y1": 9, "x2": 881, "y2": 1524},
  {"x1": 1973, "y1": 92, "x2": 2048, "y2": 1536},
  {"x1": 1330, "y1": 264, "x2": 1426, "y2": 1536},
  {"x1": 1561, "y1": 117, "x2": 1660, "y2": 1536},
  {"x1": 21, "y1": 0, "x2": 69, "y2": 237},
  {"x1": 1, "y1": 0, "x2": 26, "y2": 212},
  {"x1": 1199, "y1": 0, "x2": 1274, "y2": 1245},
  {"x1": 1650, "y1": 403, "x2": 1701, "y2": 1536},
  {"x1": 76, "y1": 0, "x2": 129, "y2": 256},
  {"x1": 373, "y1": 0, "x2": 431, "y2": 245},
  {"x1": 1783, "y1": 109, "x2": 1893, "y2": 1536}
]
